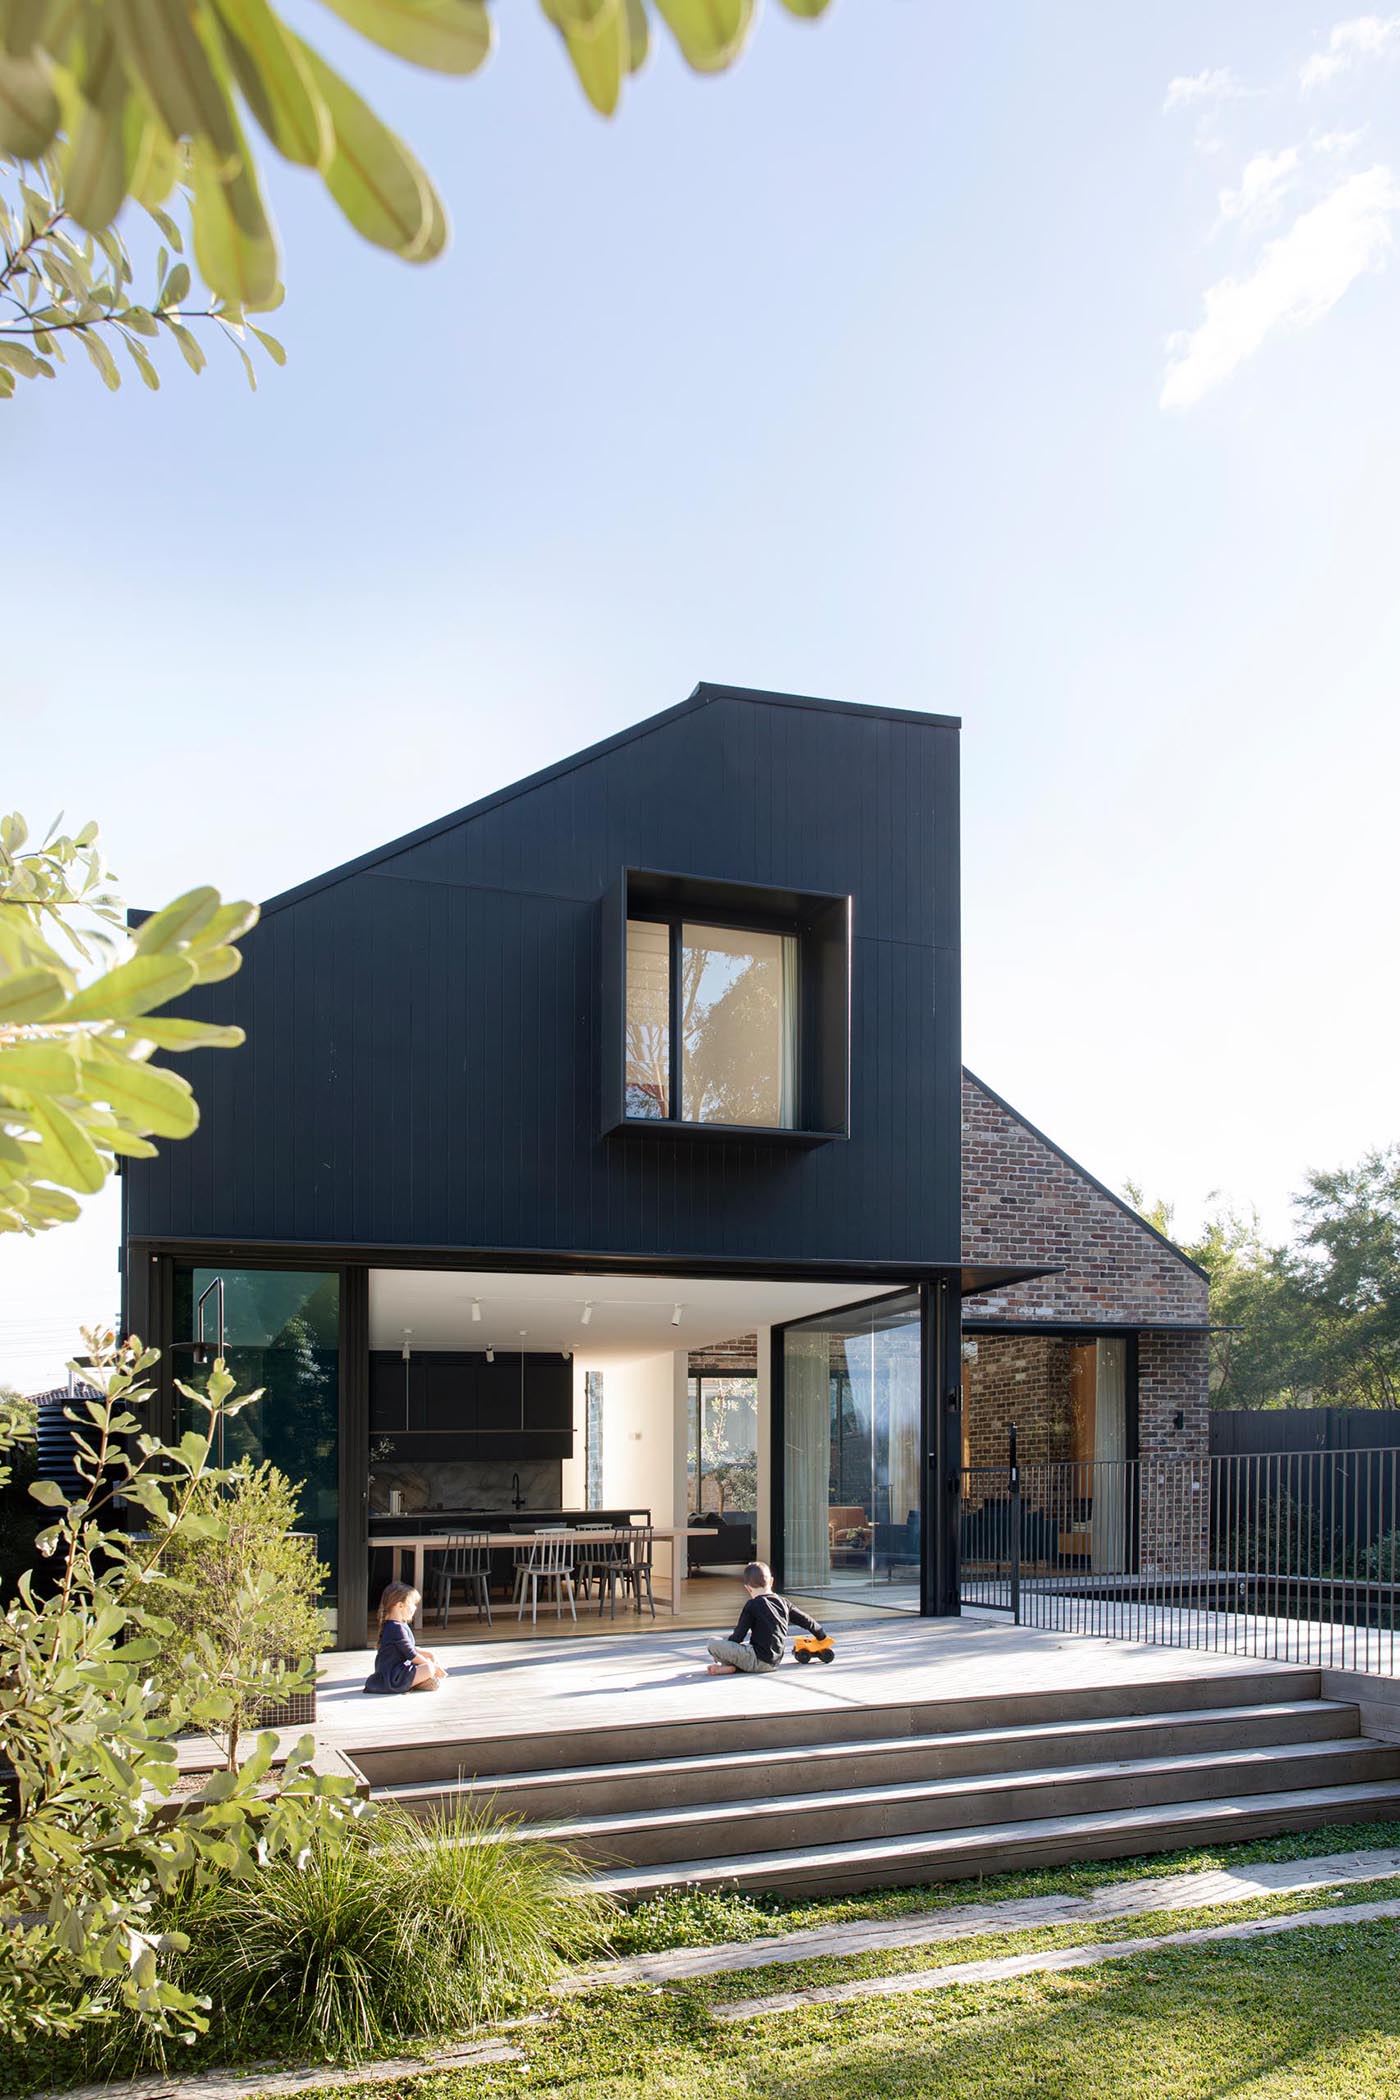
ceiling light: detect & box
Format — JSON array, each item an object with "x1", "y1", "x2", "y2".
[
  {"x1": 580, "y1": 1302, "x2": 593, "y2": 1327},
  {"x1": 671, "y1": 1304, "x2": 683, "y2": 1327},
  {"x1": 401, "y1": 1327, "x2": 413, "y2": 1361},
  {"x1": 471, "y1": 1298, "x2": 482, "y2": 1323},
  {"x1": 486, "y1": 1345, "x2": 495, "y2": 1363},
  {"x1": 562, "y1": 1348, "x2": 571, "y2": 1361}
]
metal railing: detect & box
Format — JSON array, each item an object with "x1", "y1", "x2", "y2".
[{"x1": 959, "y1": 1444, "x2": 1400, "y2": 1676}]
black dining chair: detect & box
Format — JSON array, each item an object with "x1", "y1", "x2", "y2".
[
  {"x1": 620, "y1": 1524, "x2": 657, "y2": 1618},
  {"x1": 431, "y1": 1531, "x2": 492, "y2": 1628}
]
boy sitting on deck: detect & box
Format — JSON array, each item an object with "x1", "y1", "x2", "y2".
[{"x1": 706, "y1": 1561, "x2": 827, "y2": 1675}]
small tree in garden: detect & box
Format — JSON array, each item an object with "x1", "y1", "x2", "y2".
[
  {"x1": 146, "y1": 1460, "x2": 330, "y2": 1772},
  {"x1": 0, "y1": 1337, "x2": 360, "y2": 2042}
]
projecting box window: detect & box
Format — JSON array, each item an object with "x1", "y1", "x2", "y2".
[{"x1": 603, "y1": 870, "x2": 850, "y2": 1144}]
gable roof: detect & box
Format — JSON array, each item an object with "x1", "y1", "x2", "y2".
[
  {"x1": 963, "y1": 1067, "x2": 1210, "y2": 1283},
  {"x1": 258, "y1": 682, "x2": 961, "y2": 924}
]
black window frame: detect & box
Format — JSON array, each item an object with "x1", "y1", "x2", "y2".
[{"x1": 601, "y1": 866, "x2": 851, "y2": 1145}]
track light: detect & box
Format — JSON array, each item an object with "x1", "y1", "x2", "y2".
[
  {"x1": 486, "y1": 1345, "x2": 495, "y2": 1363},
  {"x1": 562, "y1": 1348, "x2": 571, "y2": 1361},
  {"x1": 580, "y1": 1302, "x2": 593, "y2": 1327},
  {"x1": 671, "y1": 1304, "x2": 683, "y2": 1327},
  {"x1": 401, "y1": 1328, "x2": 413, "y2": 1361},
  {"x1": 471, "y1": 1298, "x2": 482, "y2": 1323}
]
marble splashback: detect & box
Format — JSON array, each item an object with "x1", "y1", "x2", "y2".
[{"x1": 368, "y1": 1458, "x2": 562, "y2": 1514}]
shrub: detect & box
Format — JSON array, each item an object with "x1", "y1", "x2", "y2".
[
  {"x1": 145, "y1": 1459, "x2": 329, "y2": 1767},
  {"x1": 161, "y1": 1802, "x2": 611, "y2": 2062}
]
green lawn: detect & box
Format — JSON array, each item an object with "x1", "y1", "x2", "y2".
[
  {"x1": 20, "y1": 1821, "x2": 1400, "y2": 2100},
  {"x1": 352, "y1": 1923, "x2": 1400, "y2": 2100}
]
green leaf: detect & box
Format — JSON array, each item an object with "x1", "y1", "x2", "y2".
[
  {"x1": 163, "y1": 316, "x2": 208, "y2": 374},
  {"x1": 115, "y1": 1018, "x2": 245, "y2": 1052},
  {"x1": 63, "y1": 950, "x2": 198, "y2": 1022},
  {"x1": 82, "y1": 1048, "x2": 198, "y2": 1140},
  {"x1": 28, "y1": 1479, "x2": 68, "y2": 1507},
  {"x1": 109, "y1": 0, "x2": 239, "y2": 155},
  {"x1": 316, "y1": 0, "x2": 493, "y2": 75},
  {"x1": 18, "y1": 1095, "x2": 108, "y2": 1194},
  {"x1": 249, "y1": 323, "x2": 285, "y2": 365},
  {"x1": 651, "y1": 0, "x2": 755, "y2": 71},
  {"x1": 212, "y1": 0, "x2": 333, "y2": 168},
  {"x1": 0, "y1": 1041, "x2": 81, "y2": 1091},
  {"x1": 158, "y1": 260, "x2": 192, "y2": 309},
  {"x1": 777, "y1": 0, "x2": 833, "y2": 13},
  {"x1": 122, "y1": 332, "x2": 162, "y2": 389},
  {"x1": 61, "y1": 18, "x2": 131, "y2": 233},
  {"x1": 79, "y1": 329, "x2": 123, "y2": 391},
  {"x1": 293, "y1": 36, "x2": 445, "y2": 261},
  {"x1": 0, "y1": 46, "x2": 61, "y2": 157},
  {"x1": 624, "y1": 0, "x2": 649, "y2": 70},
  {"x1": 0, "y1": 339, "x2": 56, "y2": 380},
  {"x1": 191, "y1": 130, "x2": 281, "y2": 312},
  {"x1": 541, "y1": 0, "x2": 627, "y2": 116},
  {"x1": 133, "y1": 887, "x2": 221, "y2": 955}
]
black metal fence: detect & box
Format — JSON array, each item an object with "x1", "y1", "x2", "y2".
[{"x1": 959, "y1": 1443, "x2": 1400, "y2": 1676}]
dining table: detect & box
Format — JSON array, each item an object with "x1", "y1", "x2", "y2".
[{"x1": 372, "y1": 1526, "x2": 720, "y2": 1629}]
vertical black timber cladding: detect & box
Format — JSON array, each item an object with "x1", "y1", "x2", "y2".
[
  {"x1": 599, "y1": 872, "x2": 625, "y2": 1137},
  {"x1": 125, "y1": 688, "x2": 962, "y2": 1267}
]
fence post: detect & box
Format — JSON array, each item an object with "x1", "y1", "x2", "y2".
[{"x1": 1009, "y1": 1423, "x2": 1021, "y2": 1626}]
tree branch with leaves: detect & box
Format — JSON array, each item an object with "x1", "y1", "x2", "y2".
[
  {"x1": 0, "y1": 812, "x2": 256, "y2": 1234},
  {"x1": 0, "y1": 0, "x2": 834, "y2": 392}
]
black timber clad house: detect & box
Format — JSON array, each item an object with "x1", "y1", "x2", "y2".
[{"x1": 123, "y1": 684, "x2": 1031, "y2": 1647}]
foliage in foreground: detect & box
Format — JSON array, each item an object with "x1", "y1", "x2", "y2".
[
  {"x1": 0, "y1": 811, "x2": 254, "y2": 1234},
  {"x1": 0, "y1": 0, "x2": 834, "y2": 331},
  {"x1": 0, "y1": 1340, "x2": 360, "y2": 2040},
  {"x1": 54, "y1": 1802, "x2": 610, "y2": 2081},
  {"x1": 0, "y1": 154, "x2": 285, "y2": 396},
  {"x1": 145, "y1": 1459, "x2": 330, "y2": 1771}
]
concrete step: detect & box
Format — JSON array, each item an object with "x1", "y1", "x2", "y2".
[
  {"x1": 591, "y1": 1776, "x2": 1400, "y2": 1899},
  {"x1": 514, "y1": 1737, "x2": 1400, "y2": 1867},
  {"x1": 378, "y1": 1700, "x2": 1360, "y2": 1822},
  {"x1": 353, "y1": 1666, "x2": 1323, "y2": 1788}
]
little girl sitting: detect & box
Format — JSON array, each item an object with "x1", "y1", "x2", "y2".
[{"x1": 363, "y1": 1582, "x2": 447, "y2": 1694}]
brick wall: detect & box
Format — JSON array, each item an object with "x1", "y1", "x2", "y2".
[
  {"x1": 689, "y1": 1335, "x2": 758, "y2": 1375},
  {"x1": 961, "y1": 1071, "x2": 1210, "y2": 1327},
  {"x1": 963, "y1": 1337, "x2": 1074, "y2": 1471},
  {"x1": 1137, "y1": 1331, "x2": 1211, "y2": 1574}
]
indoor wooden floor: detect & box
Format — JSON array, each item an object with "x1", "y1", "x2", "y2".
[{"x1": 370, "y1": 1575, "x2": 910, "y2": 1647}]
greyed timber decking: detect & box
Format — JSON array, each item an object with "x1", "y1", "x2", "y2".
[{"x1": 307, "y1": 1613, "x2": 1315, "y2": 1758}]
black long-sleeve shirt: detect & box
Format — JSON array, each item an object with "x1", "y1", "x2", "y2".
[{"x1": 728, "y1": 1591, "x2": 825, "y2": 1666}]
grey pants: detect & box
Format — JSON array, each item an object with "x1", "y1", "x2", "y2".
[{"x1": 707, "y1": 1637, "x2": 776, "y2": 1674}]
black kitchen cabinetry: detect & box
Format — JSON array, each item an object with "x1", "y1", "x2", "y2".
[{"x1": 368, "y1": 1351, "x2": 572, "y2": 1457}]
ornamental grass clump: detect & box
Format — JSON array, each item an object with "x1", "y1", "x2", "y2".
[{"x1": 168, "y1": 1801, "x2": 611, "y2": 2062}]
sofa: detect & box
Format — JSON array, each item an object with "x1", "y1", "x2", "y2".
[{"x1": 688, "y1": 1511, "x2": 754, "y2": 1573}]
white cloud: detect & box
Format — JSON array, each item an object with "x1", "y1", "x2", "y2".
[
  {"x1": 1164, "y1": 67, "x2": 1241, "y2": 113},
  {"x1": 1161, "y1": 165, "x2": 1400, "y2": 409},
  {"x1": 1300, "y1": 15, "x2": 1400, "y2": 91},
  {"x1": 1315, "y1": 126, "x2": 1366, "y2": 152},
  {"x1": 1218, "y1": 147, "x2": 1301, "y2": 226}
]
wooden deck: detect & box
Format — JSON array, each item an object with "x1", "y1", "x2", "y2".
[{"x1": 309, "y1": 1609, "x2": 1310, "y2": 1761}]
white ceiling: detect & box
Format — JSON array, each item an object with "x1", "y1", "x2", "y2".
[{"x1": 367, "y1": 1268, "x2": 896, "y2": 1363}]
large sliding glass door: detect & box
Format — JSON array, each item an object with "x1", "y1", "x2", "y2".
[
  {"x1": 171, "y1": 1266, "x2": 341, "y2": 1602},
  {"x1": 781, "y1": 1289, "x2": 922, "y2": 1610}
]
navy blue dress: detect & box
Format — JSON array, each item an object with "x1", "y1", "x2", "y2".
[{"x1": 364, "y1": 1617, "x2": 418, "y2": 1694}]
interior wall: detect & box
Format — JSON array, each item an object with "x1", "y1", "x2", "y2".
[
  {"x1": 560, "y1": 1360, "x2": 587, "y2": 1508},
  {"x1": 596, "y1": 1350, "x2": 680, "y2": 1525}
]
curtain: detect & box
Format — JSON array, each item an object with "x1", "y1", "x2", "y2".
[
  {"x1": 779, "y1": 935, "x2": 799, "y2": 1128},
  {"x1": 783, "y1": 1328, "x2": 831, "y2": 1588},
  {"x1": 1090, "y1": 1339, "x2": 1128, "y2": 1573}
]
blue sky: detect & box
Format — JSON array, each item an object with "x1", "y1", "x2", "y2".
[{"x1": 5, "y1": 1, "x2": 1400, "y2": 1388}]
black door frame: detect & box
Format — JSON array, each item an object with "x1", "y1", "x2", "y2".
[{"x1": 769, "y1": 1274, "x2": 962, "y2": 1617}]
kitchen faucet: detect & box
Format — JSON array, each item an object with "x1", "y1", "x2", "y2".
[{"x1": 511, "y1": 1471, "x2": 524, "y2": 1511}]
